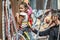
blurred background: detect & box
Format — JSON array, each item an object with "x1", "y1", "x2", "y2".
[{"x1": 0, "y1": 0, "x2": 60, "y2": 40}]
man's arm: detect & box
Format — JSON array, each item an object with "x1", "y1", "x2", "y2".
[{"x1": 31, "y1": 27, "x2": 50, "y2": 36}]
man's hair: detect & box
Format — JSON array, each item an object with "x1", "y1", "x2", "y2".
[
  {"x1": 58, "y1": 13, "x2": 60, "y2": 20},
  {"x1": 51, "y1": 9, "x2": 60, "y2": 20}
]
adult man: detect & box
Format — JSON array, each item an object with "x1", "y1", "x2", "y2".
[{"x1": 31, "y1": 10, "x2": 60, "y2": 40}]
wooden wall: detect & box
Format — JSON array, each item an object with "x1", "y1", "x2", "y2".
[
  {"x1": 36, "y1": 0, "x2": 44, "y2": 10},
  {"x1": 10, "y1": 0, "x2": 17, "y2": 16},
  {"x1": 36, "y1": 0, "x2": 51, "y2": 10}
]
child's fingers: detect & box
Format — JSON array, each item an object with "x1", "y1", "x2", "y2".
[{"x1": 16, "y1": 13, "x2": 19, "y2": 17}]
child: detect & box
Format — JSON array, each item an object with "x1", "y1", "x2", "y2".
[
  {"x1": 16, "y1": 2, "x2": 32, "y2": 30},
  {"x1": 15, "y1": 2, "x2": 33, "y2": 40},
  {"x1": 31, "y1": 11, "x2": 60, "y2": 40}
]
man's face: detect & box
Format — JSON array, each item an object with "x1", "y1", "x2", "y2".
[
  {"x1": 44, "y1": 13, "x2": 52, "y2": 24},
  {"x1": 52, "y1": 16, "x2": 58, "y2": 21}
]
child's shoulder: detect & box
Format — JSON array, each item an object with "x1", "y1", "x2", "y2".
[
  {"x1": 16, "y1": 12, "x2": 19, "y2": 14},
  {"x1": 16, "y1": 12, "x2": 28, "y2": 15}
]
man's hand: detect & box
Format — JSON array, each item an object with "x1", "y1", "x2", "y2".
[{"x1": 44, "y1": 9, "x2": 51, "y2": 13}]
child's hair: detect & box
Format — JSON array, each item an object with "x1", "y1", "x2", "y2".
[{"x1": 19, "y1": 2, "x2": 28, "y2": 8}]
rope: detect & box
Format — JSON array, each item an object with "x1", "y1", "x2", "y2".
[
  {"x1": 18, "y1": 33, "x2": 26, "y2": 40},
  {"x1": 7, "y1": 0, "x2": 18, "y2": 40},
  {"x1": 6, "y1": 0, "x2": 11, "y2": 40},
  {"x1": 2, "y1": 0, "x2": 5, "y2": 40}
]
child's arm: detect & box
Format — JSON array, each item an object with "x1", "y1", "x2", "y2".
[
  {"x1": 15, "y1": 13, "x2": 20, "y2": 24},
  {"x1": 27, "y1": 4, "x2": 32, "y2": 15}
]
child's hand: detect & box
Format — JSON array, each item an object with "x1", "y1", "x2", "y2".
[
  {"x1": 44, "y1": 9, "x2": 51, "y2": 13},
  {"x1": 24, "y1": 0, "x2": 29, "y2": 4},
  {"x1": 16, "y1": 13, "x2": 19, "y2": 17},
  {"x1": 16, "y1": 13, "x2": 20, "y2": 24}
]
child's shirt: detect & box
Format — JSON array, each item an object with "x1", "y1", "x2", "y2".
[
  {"x1": 27, "y1": 5, "x2": 33, "y2": 26},
  {"x1": 19, "y1": 12, "x2": 28, "y2": 28}
]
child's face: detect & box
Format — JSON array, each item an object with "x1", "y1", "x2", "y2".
[{"x1": 19, "y1": 4, "x2": 26, "y2": 12}]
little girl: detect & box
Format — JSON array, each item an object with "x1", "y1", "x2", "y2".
[{"x1": 16, "y1": 2, "x2": 32, "y2": 30}]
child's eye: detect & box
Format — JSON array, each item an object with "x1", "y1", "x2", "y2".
[{"x1": 19, "y1": 7, "x2": 23, "y2": 9}]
